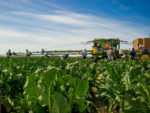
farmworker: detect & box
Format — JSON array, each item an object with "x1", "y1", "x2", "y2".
[
  {"x1": 81, "y1": 49, "x2": 87, "y2": 59},
  {"x1": 97, "y1": 43, "x2": 101, "y2": 51},
  {"x1": 130, "y1": 48, "x2": 136, "y2": 60},
  {"x1": 107, "y1": 48, "x2": 113, "y2": 61},
  {"x1": 44, "y1": 51, "x2": 49, "y2": 58},
  {"x1": 63, "y1": 54, "x2": 69, "y2": 59},
  {"x1": 141, "y1": 47, "x2": 149, "y2": 60},
  {"x1": 113, "y1": 41, "x2": 117, "y2": 48},
  {"x1": 141, "y1": 47, "x2": 149, "y2": 55},
  {"x1": 6, "y1": 49, "x2": 12, "y2": 58},
  {"x1": 26, "y1": 49, "x2": 30, "y2": 58}
]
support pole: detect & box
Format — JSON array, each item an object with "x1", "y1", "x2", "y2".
[{"x1": 119, "y1": 40, "x2": 120, "y2": 49}]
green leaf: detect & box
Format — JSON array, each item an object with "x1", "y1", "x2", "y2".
[
  {"x1": 75, "y1": 80, "x2": 89, "y2": 97},
  {"x1": 23, "y1": 74, "x2": 39, "y2": 102},
  {"x1": 38, "y1": 68, "x2": 58, "y2": 106},
  {"x1": 51, "y1": 93, "x2": 71, "y2": 113}
]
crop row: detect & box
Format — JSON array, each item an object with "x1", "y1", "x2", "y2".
[{"x1": 0, "y1": 57, "x2": 150, "y2": 113}]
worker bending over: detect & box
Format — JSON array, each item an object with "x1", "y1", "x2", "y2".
[
  {"x1": 63, "y1": 54, "x2": 69, "y2": 60},
  {"x1": 44, "y1": 52, "x2": 49, "y2": 58}
]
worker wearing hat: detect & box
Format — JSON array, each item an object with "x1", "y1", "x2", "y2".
[
  {"x1": 107, "y1": 47, "x2": 114, "y2": 61},
  {"x1": 81, "y1": 49, "x2": 87, "y2": 59}
]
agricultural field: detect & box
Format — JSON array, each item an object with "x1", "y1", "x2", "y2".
[{"x1": 0, "y1": 57, "x2": 150, "y2": 113}]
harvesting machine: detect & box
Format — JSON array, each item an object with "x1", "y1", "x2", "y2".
[
  {"x1": 92, "y1": 38, "x2": 120, "y2": 59},
  {"x1": 82, "y1": 38, "x2": 132, "y2": 60},
  {"x1": 10, "y1": 38, "x2": 131, "y2": 58}
]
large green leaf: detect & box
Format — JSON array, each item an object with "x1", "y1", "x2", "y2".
[
  {"x1": 38, "y1": 67, "x2": 58, "y2": 106},
  {"x1": 75, "y1": 80, "x2": 89, "y2": 97},
  {"x1": 51, "y1": 93, "x2": 71, "y2": 113},
  {"x1": 23, "y1": 74, "x2": 39, "y2": 102}
]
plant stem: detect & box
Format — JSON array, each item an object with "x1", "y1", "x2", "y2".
[{"x1": 49, "y1": 83, "x2": 52, "y2": 113}]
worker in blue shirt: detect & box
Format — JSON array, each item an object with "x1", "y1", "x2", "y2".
[
  {"x1": 45, "y1": 52, "x2": 49, "y2": 58},
  {"x1": 63, "y1": 54, "x2": 69, "y2": 59},
  {"x1": 141, "y1": 47, "x2": 149, "y2": 60},
  {"x1": 130, "y1": 48, "x2": 136, "y2": 60},
  {"x1": 141, "y1": 47, "x2": 149, "y2": 55}
]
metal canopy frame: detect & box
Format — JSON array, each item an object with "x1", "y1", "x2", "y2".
[{"x1": 93, "y1": 38, "x2": 120, "y2": 50}]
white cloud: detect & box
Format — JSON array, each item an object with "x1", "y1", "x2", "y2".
[
  {"x1": 0, "y1": 8, "x2": 149, "y2": 54},
  {"x1": 11, "y1": 11, "x2": 90, "y2": 26},
  {"x1": 10, "y1": 10, "x2": 149, "y2": 36},
  {"x1": 0, "y1": 27, "x2": 91, "y2": 53}
]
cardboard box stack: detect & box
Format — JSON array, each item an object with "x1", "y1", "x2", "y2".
[{"x1": 133, "y1": 38, "x2": 150, "y2": 51}]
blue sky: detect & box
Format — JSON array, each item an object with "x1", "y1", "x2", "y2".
[{"x1": 0, "y1": 0, "x2": 150, "y2": 53}]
